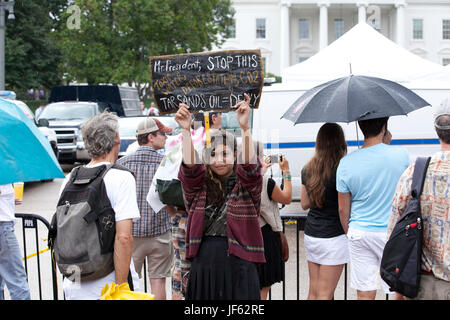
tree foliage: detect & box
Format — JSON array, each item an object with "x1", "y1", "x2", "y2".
[
  {"x1": 5, "y1": 0, "x2": 67, "y2": 91},
  {"x1": 57, "y1": 0, "x2": 235, "y2": 98}
]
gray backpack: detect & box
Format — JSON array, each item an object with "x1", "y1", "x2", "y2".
[{"x1": 48, "y1": 164, "x2": 126, "y2": 282}]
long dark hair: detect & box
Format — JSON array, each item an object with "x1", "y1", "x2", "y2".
[
  {"x1": 304, "y1": 123, "x2": 347, "y2": 208},
  {"x1": 202, "y1": 129, "x2": 237, "y2": 207}
]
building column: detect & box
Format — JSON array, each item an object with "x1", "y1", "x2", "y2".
[
  {"x1": 396, "y1": 2, "x2": 406, "y2": 47},
  {"x1": 357, "y1": 2, "x2": 368, "y2": 24},
  {"x1": 318, "y1": 2, "x2": 329, "y2": 50},
  {"x1": 280, "y1": 1, "x2": 291, "y2": 71}
]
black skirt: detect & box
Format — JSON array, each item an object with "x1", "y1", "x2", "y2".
[
  {"x1": 185, "y1": 236, "x2": 261, "y2": 300},
  {"x1": 257, "y1": 224, "x2": 284, "y2": 288}
]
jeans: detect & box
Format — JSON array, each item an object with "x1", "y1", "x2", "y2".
[{"x1": 0, "y1": 221, "x2": 31, "y2": 300}]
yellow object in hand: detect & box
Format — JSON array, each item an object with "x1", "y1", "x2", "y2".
[
  {"x1": 204, "y1": 112, "x2": 210, "y2": 146},
  {"x1": 13, "y1": 182, "x2": 24, "y2": 201},
  {"x1": 100, "y1": 282, "x2": 154, "y2": 300}
]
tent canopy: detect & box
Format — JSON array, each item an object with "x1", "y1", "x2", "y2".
[
  {"x1": 405, "y1": 64, "x2": 450, "y2": 89},
  {"x1": 282, "y1": 22, "x2": 445, "y2": 87}
]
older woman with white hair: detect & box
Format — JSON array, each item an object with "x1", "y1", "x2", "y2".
[{"x1": 58, "y1": 111, "x2": 141, "y2": 300}]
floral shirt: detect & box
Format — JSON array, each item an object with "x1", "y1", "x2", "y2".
[{"x1": 387, "y1": 151, "x2": 450, "y2": 281}]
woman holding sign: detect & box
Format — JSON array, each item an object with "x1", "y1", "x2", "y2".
[{"x1": 175, "y1": 93, "x2": 264, "y2": 300}]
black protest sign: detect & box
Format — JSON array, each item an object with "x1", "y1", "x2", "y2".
[{"x1": 150, "y1": 50, "x2": 264, "y2": 114}]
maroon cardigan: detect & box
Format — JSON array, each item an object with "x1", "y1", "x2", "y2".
[{"x1": 178, "y1": 159, "x2": 265, "y2": 263}]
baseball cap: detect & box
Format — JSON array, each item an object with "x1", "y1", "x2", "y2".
[
  {"x1": 136, "y1": 118, "x2": 173, "y2": 135},
  {"x1": 434, "y1": 98, "x2": 450, "y2": 130}
]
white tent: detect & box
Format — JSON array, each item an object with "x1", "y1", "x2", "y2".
[
  {"x1": 405, "y1": 64, "x2": 450, "y2": 89},
  {"x1": 281, "y1": 22, "x2": 445, "y2": 87}
]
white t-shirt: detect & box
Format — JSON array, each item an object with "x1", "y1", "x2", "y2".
[
  {"x1": 0, "y1": 184, "x2": 15, "y2": 222},
  {"x1": 60, "y1": 162, "x2": 141, "y2": 300}
]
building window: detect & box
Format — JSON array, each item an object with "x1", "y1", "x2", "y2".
[
  {"x1": 227, "y1": 19, "x2": 236, "y2": 39},
  {"x1": 413, "y1": 19, "x2": 423, "y2": 40},
  {"x1": 334, "y1": 19, "x2": 345, "y2": 39},
  {"x1": 443, "y1": 19, "x2": 450, "y2": 40},
  {"x1": 262, "y1": 57, "x2": 267, "y2": 73},
  {"x1": 443, "y1": 58, "x2": 450, "y2": 66},
  {"x1": 299, "y1": 57, "x2": 309, "y2": 63},
  {"x1": 256, "y1": 18, "x2": 266, "y2": 39},
  {"x1": 299, "y1": 19, "x2": 310, "y2": 39}
]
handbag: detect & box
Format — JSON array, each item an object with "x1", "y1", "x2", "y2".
[
  {"x1": 156, "y1": 179, "x2": 185, "y2": 208},
  {"x1": 380, "y1": 157, "x2": 431, "y2": 298},
  {"x1": 279, "y1": 231, "x2": 289, "y2": 262}
]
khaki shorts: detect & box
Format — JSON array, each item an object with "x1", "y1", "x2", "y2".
[
  {"x1": 132, "y1": 230, "x2": 174, "y2": 279},
  {"x1": 406, "y1": 275, "x2": 450, "y2": 300}
]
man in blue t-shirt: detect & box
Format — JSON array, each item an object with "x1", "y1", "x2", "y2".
[{"x1": 336, "y1": 117, "x2": 409, "y2": 300}]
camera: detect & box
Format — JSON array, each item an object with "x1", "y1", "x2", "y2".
[{"x1": 270, "y1": 154, "x2": 283, "y2": 163}]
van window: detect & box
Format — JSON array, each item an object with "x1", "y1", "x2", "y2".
[{"x1": 221, "y1": 109, "x2": 253, "y2": 137}]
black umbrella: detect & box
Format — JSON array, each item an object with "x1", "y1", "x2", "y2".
[{"x1": 281, "y1": 75, "x2": 430, "y2": 124}]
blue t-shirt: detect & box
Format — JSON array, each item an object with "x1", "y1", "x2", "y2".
[{"x1": 336, "y1": 143, "x2": 410, "y2": 232}]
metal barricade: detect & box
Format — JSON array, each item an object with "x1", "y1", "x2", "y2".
[
  {"x1": 14, "y1": 213, "x2": 58, "y2": 300},
  {"x1": 264, "y1": 212, "x2": 348, "y2": 300},
  {"x1": 11, "y1": 213, "x2": 388, "y2": 300},
  {"x1": 273, "y1": 212, "x2": 388, "y2": 300}
]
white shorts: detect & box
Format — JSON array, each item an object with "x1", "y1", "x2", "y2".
[
  {"x1": 304, "y1": 234, "x2": 350, "y2": 266},
  {"x1": 347, "y1": 227, "x2": 392, "y2": 293}
]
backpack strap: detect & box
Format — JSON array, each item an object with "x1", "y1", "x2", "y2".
[
  {"x1": 68, "y1": 166, "x2": 82, "y2": 184},
  {"x1": 410, "y1": 157, "x2": 431, "y2": 199},
  {"x1": 111, "y1": 162, "x2": 135, "y2": 178},
  {"x1": 72, "y1": 165, "x2": 108, "y2": 185},
  {"x1": 72, "y1": 163, "x2": 128, "y2": 184},
  {"x1": 100, "y1": 163, "x2": 115, "y2": 179}
]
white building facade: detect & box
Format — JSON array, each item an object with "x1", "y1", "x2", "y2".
[{"x1": 217, "y1": 0, "x2": 450, "y2": 76}]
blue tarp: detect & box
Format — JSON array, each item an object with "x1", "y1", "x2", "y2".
[{"x1": 0, "y1": 98, "x2": 64, "y2": 184}]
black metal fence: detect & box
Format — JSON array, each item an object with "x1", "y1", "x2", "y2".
[
  {"x1": 13, "y1": 213, "x2": 58, "y2": 300},
  {"x1": 12, "y1": 212, "x2": 388, "y2": 300},
  {"x1": 278, "y1": 213, "x2": 349, "y2": 300}
]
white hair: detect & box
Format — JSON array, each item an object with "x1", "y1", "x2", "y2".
[{"x1": 82, "y1": 111, "x2": 119, "y2": 158}]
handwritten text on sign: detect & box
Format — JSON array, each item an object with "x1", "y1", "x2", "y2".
[{"x1": 150, "y1": 50, "x2": 264, "y2": 114}]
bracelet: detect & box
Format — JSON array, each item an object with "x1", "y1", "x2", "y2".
[
  {"x1": 282, "y1": 170, "x2": 291, "y2": 175},
  {"x1": 282, "y1": 174, "x2": 292, "y2": 180}
]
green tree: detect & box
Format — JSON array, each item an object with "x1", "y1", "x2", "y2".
[
  {"x1": 5, "y1": 0, "x2": 67, "y2": 95},
  {"x1": 57, "y1": 0, "x2": 235, "y2": 98}
]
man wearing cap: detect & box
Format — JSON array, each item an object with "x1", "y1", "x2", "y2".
[
  {"x1": 337, "y1": 117, "x2": 410, "y2": 300},
  {"x1": 387, "y1": 99, "x2": 450, "y2": 300},
  {"x1": 117, "y1": 117, "x2": 174, "y2": 300}
]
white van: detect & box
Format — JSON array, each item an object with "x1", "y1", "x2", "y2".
[{"x1": 252, "y1": 83, "x2": 446, "y2": 215}]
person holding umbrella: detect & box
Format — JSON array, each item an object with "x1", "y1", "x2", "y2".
[
  {"x1": 336, "y1": 117, "x2": 410, "y2": 300},
  {"x1": 280, "y1": 74, "x2": 430, "y2": 300}
]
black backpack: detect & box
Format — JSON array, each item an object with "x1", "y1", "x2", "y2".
[
  {"x1": 48, "y1": 163, "x2": 129, "y2": 282},
  {"x1": 380, "y1": 156, "x2": 431, "y2": 298}
]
